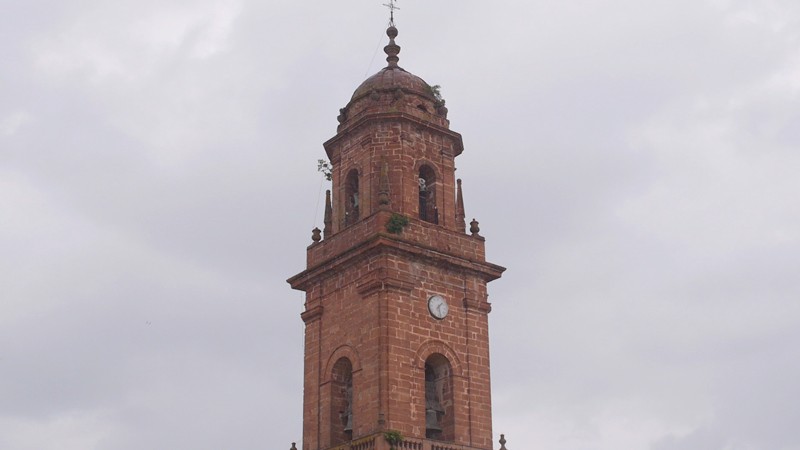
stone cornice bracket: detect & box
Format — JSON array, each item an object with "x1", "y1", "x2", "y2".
[
  {"x1": 356, "y1": 269, "x2": 415, "y2": 297},
  {"x1": 300, "y1": 305, "x2": 324, "y2": 324},
  {"x1": 463, "y1": 297, "x2": 492, "y2": 314}
]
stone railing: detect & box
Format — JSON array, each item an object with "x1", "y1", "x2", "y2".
[
  {"x1": 394, "y1": 438, "x2": 423, "y2": 449},
  {"x1": 351, "y1": 435, "x2": 376, "y2": 450},
  {"x1": 288, "y1": 433, "x2": 509, "y2": 450},
  {"x1": 430, "y1": 443, "x2": 460, "y2": 450}
]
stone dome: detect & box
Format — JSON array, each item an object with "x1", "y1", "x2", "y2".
[
  {"x1": 336, "y1": 24, "x2": 449, "y2": 131},
  {"x1": 351, "y1": 66, "x2": 432, "y2": 102}
]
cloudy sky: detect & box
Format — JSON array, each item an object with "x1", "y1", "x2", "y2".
[{"x1": 2, "y1": 0, "x2": 799, "y2": 449}]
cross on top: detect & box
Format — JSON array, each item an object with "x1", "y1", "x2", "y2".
[{"x1": 383, "y1": 0, "x2": 399, "y2": 26}]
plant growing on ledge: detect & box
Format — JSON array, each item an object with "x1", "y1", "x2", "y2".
[
  {"x1": 383, "y1": 430, "x2": 404, "y2": 449},
  {"x1": 427, "y1": 84, "x2": 446, "y2": 109},
  {"x1": 385, "y1": 213, "x2": 409, "y2": 234},
  {"x1": 317, "y1": 159, "x2": 332, "y2": 181}
]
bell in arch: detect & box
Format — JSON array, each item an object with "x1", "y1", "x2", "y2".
[
  {"x1": 425, "y1": 408, "x2": 442, "y2": 432},
  {"x1": 343, "y1": 411, "x2": 353, "y2": 433}
]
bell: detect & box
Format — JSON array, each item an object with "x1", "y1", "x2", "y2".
[
  {"x1": 343, "y1": 412, "x2": 353, "y2": 432},
  {"x1": 425, "y1": 408, "x2": 441, "y2": 432}
]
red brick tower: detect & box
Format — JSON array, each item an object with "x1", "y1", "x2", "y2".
[{"x1": 288, "y1": 24, "x2": 505, "y2": 450}]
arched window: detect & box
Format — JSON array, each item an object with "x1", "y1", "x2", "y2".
[
  {"x1": 418, "y1": 165, "x2": 438, "y2": 224},
  {"x1": 331, "y1": 358, "x2": 353, "y2": 444},
  {"x1": 344, "y1": 169, "x2": 360, "y2": 227},
  {"x1": 424, "y1": 354, "x2": 454, "y2": 441}
]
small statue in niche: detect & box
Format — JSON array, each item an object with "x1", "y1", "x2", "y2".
[
  {"x1": 350, "y1": 192, "x2": 359, "y2": 219},
  {"x1": 418, "y1": 177, "x2": 430, "y2": 222},
  {"x1": 341, "y1": 380, "x2": 353, "y2": 433}
]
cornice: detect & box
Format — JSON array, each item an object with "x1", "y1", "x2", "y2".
[{"x1": 323, "y1": 111, "x2": 464, "y2": 159}]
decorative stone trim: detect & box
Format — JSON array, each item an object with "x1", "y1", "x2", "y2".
[
  {"x1": 323, "y1": 344, "x2": 363, "y2": 381},
  {"x1": 462, "y1": 297, "x2": 491, "y2": 314},
  {"x1": 413, "y1": 340, "x2": 463, "y2": 377},
  {"x1": 300, "y1": 305, "x2": 324, "y2": 323}
]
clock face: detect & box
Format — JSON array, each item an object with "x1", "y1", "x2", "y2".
[{"x1": 428, "y1": 295, "x2": 448, "y2": 319}]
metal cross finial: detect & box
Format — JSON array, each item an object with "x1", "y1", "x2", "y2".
[{"x1": 383, "y1": 0, "x2": 399, "y2": 26}]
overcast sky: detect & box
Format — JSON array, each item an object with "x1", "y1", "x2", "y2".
[{"x1": 2, "y1": 1, "x2": 799, "y2": 449}]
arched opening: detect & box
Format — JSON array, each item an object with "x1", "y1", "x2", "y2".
[
  {"x1": 344, "y1": 169, "x2": 360, "y2": 227},
  {"x1": 418, "y1": 165, "x2": 438, "y2": 224},
  {"x1": 424, "y1": 354, "x2": 454, "y2": 441},
  {"x1": 330, "y1": 358, "x2": 353, "y2": 445}
]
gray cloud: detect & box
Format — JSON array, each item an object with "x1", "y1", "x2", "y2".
[{"x1": 1, "y1": 0, "x2": 799, "y2": 449}]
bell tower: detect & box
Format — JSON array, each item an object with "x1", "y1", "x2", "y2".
[{"x1": 288, "y1": 22, "x2": 505, "y2": 450}]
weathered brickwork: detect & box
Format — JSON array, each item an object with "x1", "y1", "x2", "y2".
[
  {"x1": 288, "y1": 25, "x2": 504, "y2": 450},
  {"x1": 325, "y1": 117, "x2": 463, "y2": 234}
]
